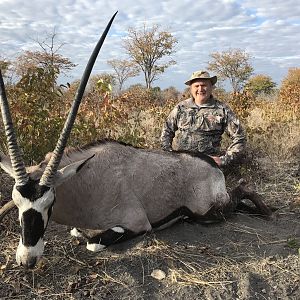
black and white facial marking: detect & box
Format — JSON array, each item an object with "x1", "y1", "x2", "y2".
[{"x1": 12, "y1": 178, "x2": 55, "y2": 268}]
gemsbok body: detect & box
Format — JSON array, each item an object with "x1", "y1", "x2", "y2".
[{"x1": 0, "y1": 12, "x2": 271, "y2": 269}]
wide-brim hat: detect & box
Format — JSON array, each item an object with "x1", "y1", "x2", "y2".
[{"x1": 185, "y1": 70, "x2": 217, "y2": 86}]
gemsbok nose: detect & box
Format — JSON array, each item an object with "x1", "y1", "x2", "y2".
[
  {"x1": 0, "y1": 12, "x2": 118, "y2": 267},
  {"x1": 24, "y1": 257, "x2": 37, "y2": 269}
]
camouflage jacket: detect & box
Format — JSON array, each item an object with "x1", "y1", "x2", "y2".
[{"x1": 160, "y1": 97, "x2": 246, "y2": 166}]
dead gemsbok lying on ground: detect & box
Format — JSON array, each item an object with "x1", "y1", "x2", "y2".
[{"x1": 0, "y1": 13, "x2": 271, "y2": 269}]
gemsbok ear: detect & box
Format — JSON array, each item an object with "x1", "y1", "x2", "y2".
[
  {"x1": 0, "y1": 152, "x2": 15, "y2": 179},
  {"x1": 53, "y1": 155, "x2": 94, "y2": 187}
]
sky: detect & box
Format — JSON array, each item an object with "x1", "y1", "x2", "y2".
[{"x1": 1, "y1": 0, "x2": 300, "y2": 92}]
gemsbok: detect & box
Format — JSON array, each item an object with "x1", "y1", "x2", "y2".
[{"x1": 0, "y1": 12, "x2": 271, "y2": 269}]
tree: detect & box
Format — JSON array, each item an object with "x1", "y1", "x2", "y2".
[
  {"x1": 3, "y1": 30, "x2": 76, "y2": 162},
  {"x1": 14, "y1": 30, "x2": 76, "y2": 90},
  {"x1": 7, "y1": 65, "x2": 67, "y2": 163},
  {"x1": 123, "y1": 24, "x2": 177, "y2": 89},
  {"x1": 208, "y1": 49, "x2": 254, "y2": 93},
  {"x1": 107, "y1": 59, "x2": 140, "y2": 92},
  {"x1": 245, "y1": 74, "x2": 276, "y2": 96}
]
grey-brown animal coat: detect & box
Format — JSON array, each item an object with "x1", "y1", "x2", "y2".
[{"x1": 28, "y1": 140, "x2": 230, "y2": 233}]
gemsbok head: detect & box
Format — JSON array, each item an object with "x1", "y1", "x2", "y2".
[
  {"x1": 0, "y1": 12, "x2": 117, "y2": 268},
  {"x1": 0, "y1": 11, "x2": 272, "y2": 270}
]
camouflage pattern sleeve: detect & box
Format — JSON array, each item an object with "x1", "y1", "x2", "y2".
[
  {"x1": 160, "y1": 105, "x2": 179, "y2": 151},
  {"x1": 220, "y1": 106, "x2": 247, "y2": 166}
]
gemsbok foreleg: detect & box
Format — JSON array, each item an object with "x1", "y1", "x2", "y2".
[
  {"x1": 85, "y1": 226, "x2": 137, "y2": 252},
  {"x1": 70, "y1": 226, "x2": 139, "y2": 252}
]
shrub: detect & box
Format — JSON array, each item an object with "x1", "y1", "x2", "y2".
[
  {"x1": 1, "y1": 67, "x2": 66, "y2": 164},
  {"x1": 1, "y1": 69, "x2": 298, "y2": 166}
]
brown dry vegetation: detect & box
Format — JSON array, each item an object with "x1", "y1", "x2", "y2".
[
  {"x1": 0, "y1": 160, "x2": 299, "y2": 299},
  {"x1": 0, "y1": 80, "x2": 300, "y2": 299}
]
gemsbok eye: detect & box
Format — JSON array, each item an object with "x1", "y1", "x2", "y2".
[
  {"x1": 0, "y1": 12, "x2": 272, "y2": 273},
  {"x1": 0, "y1": 12, "x2": 118, "y2": 269}
]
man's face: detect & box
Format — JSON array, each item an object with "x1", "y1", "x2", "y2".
[{"x1": 190, "y1": 79, "x2": 213, "y2": 104}]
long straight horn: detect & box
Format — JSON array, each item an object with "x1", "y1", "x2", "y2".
[
  {"x1": 39, "y1": 12, "x2": 118, "y2": 187},
  {"x1": 0, "y1": 70, "x2": 29, "y2": 186}
]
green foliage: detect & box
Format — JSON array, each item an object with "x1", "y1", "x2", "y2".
[
  {"x1": 96, "y1": 78, "x2": 112, "y2": 94},
  {"x1": 88, "y1": 73, "x2": 116, "y2": 92},
  {"x1": 245, "y1": 74, "x2": 277, "y2": 96}
]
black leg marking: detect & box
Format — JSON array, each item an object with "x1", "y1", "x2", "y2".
[{"x1": 86, "y1": 226, "x2": 136, "y2": 252}]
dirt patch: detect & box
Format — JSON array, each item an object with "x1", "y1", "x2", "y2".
[{"x1": 0, "y1": 161, "x2": 299, "y2": 300}]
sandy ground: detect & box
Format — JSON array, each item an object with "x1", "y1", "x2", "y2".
[{"x1": 0, "y1": 160, "x2": 299, "y2": 300}]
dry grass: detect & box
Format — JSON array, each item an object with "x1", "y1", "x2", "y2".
[
  {"x1": 253, "y1": 160, "x2": 300, "y2": 209},
  {"x1": 0, "y1": 144, "x2": 300, "y2": 299},
  {"x1": 0, "y1": 223, "x2": 300, "y2": 299}
]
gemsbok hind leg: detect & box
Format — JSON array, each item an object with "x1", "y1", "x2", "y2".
[{"x1": 86, "y1": 226, "x2": 136, "y2": 252}]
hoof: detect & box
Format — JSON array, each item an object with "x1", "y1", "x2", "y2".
[
  {"x1": 70, "y1": 228, "x2": 83, "y2": 238},
  {"x1": 238, "y1": 178, "x2": 256, "y2": 195},
  {"x1": 86, "y1": 242, "x2": 106, "y2": 252}
]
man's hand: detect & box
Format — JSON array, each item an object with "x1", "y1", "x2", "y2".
[{"x1": 209, "y1": 156, "x2": 222, "y2": 167}]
